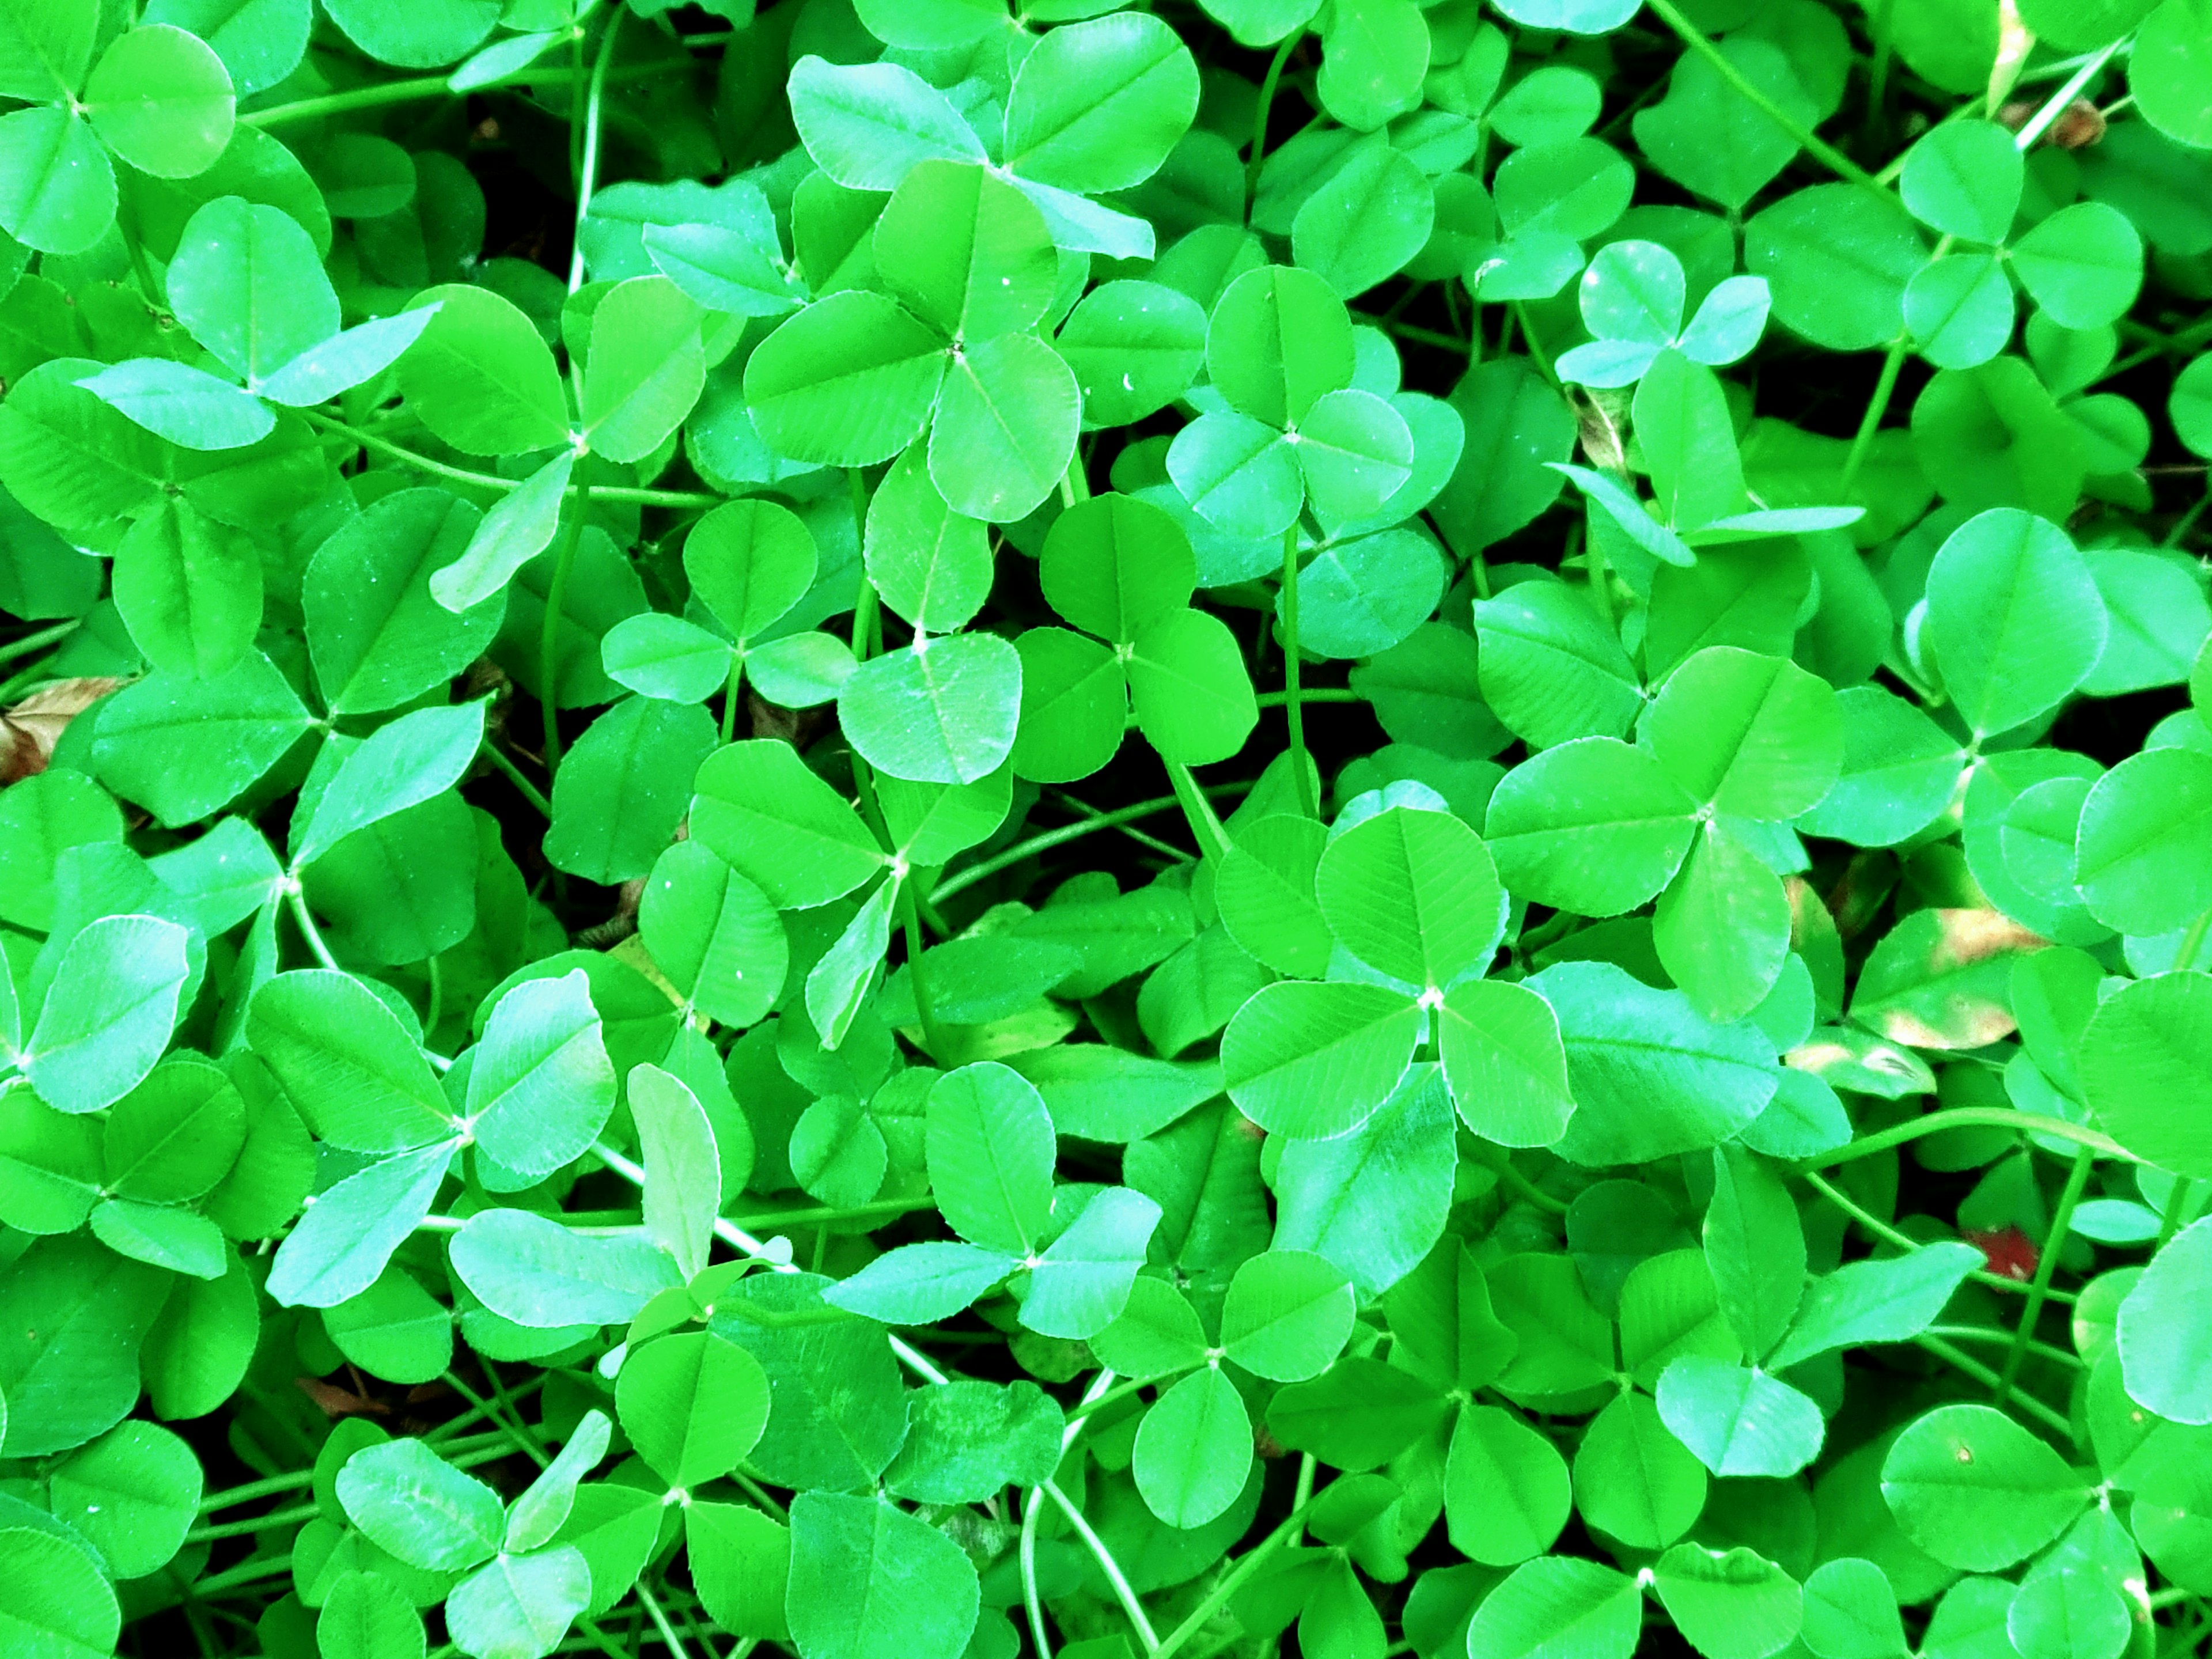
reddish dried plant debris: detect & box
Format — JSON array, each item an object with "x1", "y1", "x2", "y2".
[{"x1": 1965, "y1": 1226, "x2": 2040, "y2": 1281}]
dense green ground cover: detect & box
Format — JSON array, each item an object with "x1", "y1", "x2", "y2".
[{"x1": 5, "y1": 1, "x2": 2212, "y2": 1657}]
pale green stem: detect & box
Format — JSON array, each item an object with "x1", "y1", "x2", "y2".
[
  {"x1": 1808, "y1": 1106, "x2": 2135, "y2": 1169},
  {"x1": 1043, "y1": 1482, "x2": 1161, "y2": 1654},
  {"x1": 1152, "y1": 1494, "x2": 1323, "y2": 1659},
  {"x1": 2013, "y1": 38, "x2": 2126, "y2": 149},
  {"x1": 933, "y1": 790, "x2": 1214, "y2": 903},
  {"x1": 1279, "y1": 524, "x2": 1315, "y2": 817},
  {"x1": 1022, "y1": 1488, "x2": 1054, "y2": 1659},
  {"x1": 1915, "y1": 1335, "x2": 2073, "y2": 1438},
  {"x1": 1164, "y1": 760, "x2": 1233, "y2": 863},
  {"x1": 1994, "y1": 1143, "x2": 2094, "y2": 1408},
  {"x1": 540, "y1": 480, "x2": 592, "y2": 777},
  {"x1": 0, "y1": 619, "x2": 79, "y2": 667},
  {"x1": 1802, "y1": 1169, "x2": 2075, "y2": 1304},
  {"x1": 1245, "y1": 32, "x2": 1302, "y2": 213},
  {"x1": 285, "y1": 883, "x2": 341, "y2": 972},
  {"x1": 567, "y1": 11, "x2": 624, "y2": 294},
  {"x1": 1839, "y1": 336, "x2": 1911, "y2": 497},
  {"x1": 480, "y1": 741, "x2": 552, "y2": 817}
]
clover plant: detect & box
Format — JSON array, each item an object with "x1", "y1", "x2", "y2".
[{"x1": 6, "y1": 2, "x2": 2212, "y2": 1659}]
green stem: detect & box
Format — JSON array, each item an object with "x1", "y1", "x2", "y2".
[
  {"x1": 719, "y1": 655, "x2": 743, "y2": 746},
  {"x1": 1839, "y1": 336, "x2": 1910, "y2": 496},
  {"x1": 1278, "y1": 524, "x2": 1316, "y2": 817},
  {"x1": 1994, "y1": 1144, "x2": 2093, "y2": 1408},
  {"x1": 191, "y1": 1554, "x2": 296, "y2": 1599},
  {"x1": 198, "y1": 1468, "x2": 315, "y2": 1514},
  {"x1": 725, "y1": 1195, "x2": 937, "y2": 1231},
  {"x1": 1047, "y1": 787, "x2": 1195, "y2": 863},
  {"x1": 1864, "y1": 0, "x2": 1896, "y2": 147},
  {"x1": 1915, "y1": 1335, "x2": 2073, "y2": 1438},
  {"x1": 1152, "y1": 1496, "x2": 1323, "y2": 1659},
  {"x1": 480, "y1": 741, "x2": 553, "y2": 817},
  {"x1": 285, "y1": 883, "x2": 341, "y2": 971},
  {"x1": 1511, "y1": 301, "x2": 1559, "y2": 389},
  {"x1": 1245, "y1": 32, "x2": 1302, "y2": 214},
  {"x1": 185, "y1": 1503, "x2": 321, "y2": 1545},
  {"x1": 1925, "y1": 1325, "x2": 2084, "y2": 1368},
  {"x1": 1164, "y1": 760, "x2": 1233, "y2": 863},
  {"x1": 1645, "y1": 0, "x2": 1885, "y2": 193},
  {"x1": 933, "y1": 789, "x2": 1229, "y2": 903},
  {"x1": 2158, "y1": 1179, "x2": 2200, "y2": 1249},
  {"x1": 1801, "y1": 1170, "x2": 2076, "y2": 1304},
  {"x1": 444, "y1": 1370, "x2": 551, "y2": 1469},
  {"x1": 1021, "y1": 1486, "x2": 1055, "y2": 1659},
  {"x1": 2172, "y1": 903, "x2": 2212, "y2": 971},
  {"x1": 1382, "y1": 321, "x2": 1474, "y2": 356},
  {"x1": 636, "y1": 1584, "x2": 700, "y2": 1659},
  {"x1": 2162, "y1": 483, "x2": 2212, "y2": 551},
  {"x1": 1482, "y1": 1147, "x2": 1572, "y2": 1215},
  {"x1": 0, "y1": 618, "x2": 79, "y2": 668},
  {"x1": 2012, "y1": 38, "x2": 2125, "y2": 150},
  {"x1": 304, "y1": 410, "x2": 514, "y2": 491},
  {"x1": 247, "y1": 73, "x2": 471, "y2": 128},
  {"x1": 1043, "y1": 1480, "x2": 1161, "y2": 1653},
  {"x1": 540, "y1": 480, "x2": 592, "y2": 778},
  {"x1": 568, "y1": 10, "x2": 624, "y2": 294},
  {"x1": 850, "y1": 473, "x2": 880, "y2": 662},
  {"x1": 1808, "y1": 1106, "x2": 2135, "y2": 1169},
  {"x1": 899, "y1": 884, "x2": 948, "y2": 1063}
]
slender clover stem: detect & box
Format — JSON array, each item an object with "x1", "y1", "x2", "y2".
[
  {"x1": 2013, "y1": 38, "x2": 2126, "y2": 149},
  {"x1": 184, "y1": 1503, "x2": 321, "y2": 1544},
  {"x1": 1644, "y1": 0, "x2": 1885, "y2": 194},
  {"x1": 1165, "y1": 759, "x2": 1233, "y2": 863},
  {"x1": 1925, "y1": 1326, "x2": 2083, "y2": 1369},
  {"x1": 1480, "y1": 1145, "x2": 1572, "y2": 1216},
  {"x1": 1801, "y1": 1169, "x2": 2075, "y2": 1304},
  {"x1": 0, "y1": 618, "x2": 78, "y2": 667},
  {"x1": 1152, "y1": 1493, "x2": 1324, "y2": 1659},
  {"x1": 1044, "y1": 1481, "x2": 1162, "y2": 1654},
  {"x1": 2158, "y1": 1178, "x2": 2200, "y2": 1249},
  {"x1": 568, "y1": 9, "x2": 624, "y2": 294},
  {"x1": 637, "y1": 1584, "x2": 703, "y2": 1659},
  {"x1": 1510, "y1": 301, "x2": 1559, "y2": 389},
  {"x1": 1994, "y1": 1143, "x2": 2094, "y2": 1410},
  {"x1": 1915, "y1": 1334, "x2": 2073, "y2": 1438},
  {"x1": 934, "y1": 788, "x2": 1240, "y2": 903},
  {"x1": 1047, "y1": 787, "x2": 1195, "y2": 863},
  {"x1": 2172, "y1": 903, "x2": 2212, "y2": 972},
  {"x1": 1278, "y1": 524, "x2": 1316, "y2": 817},
  {"x1": 285, "y1": 882, "x2": 342, "y2": 971},
  {"x1": 900, "y1": 883, "x2": 949, "y2": 1063},
  {"x1": 1806, "y1": 1106, "x2": 2135, "y2": 1169},
  {"x1": 1839, "y1": 335, "x2": 1911, "y2": 496},
  {"x1": 1021, "y1": 1487, "x2": 1054, "y2": 1659},
  {"x1": 240, "y1": 42, "x2": 737, "y2": 128},
  {"x1": 1245, "y1": 32, "x2": 1302, "y2": 213},
  {"x1": 308, "y1": 412, "x2": 722, "y2": 506},
  {"x1": 541, "y1": 478, "x2": 592, "y2": 777},
  {"x1": 190, "y1": 1554, "x2": 297, "y2": 1599},
  {"x1": 719, "y1": 655, "x2": 743, "y2": 745},
  {"x1": 480, "y1": 741, "x2": 553, "y2": 817}
]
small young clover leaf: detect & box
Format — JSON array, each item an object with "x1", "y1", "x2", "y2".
[
  {"x1": 72, "y1": 195, "x2": 442, "y2": 452},
  {"x1": 1556, "y1": 239, "x2": 1774, "y2": 387},
  {"x1": 744, "y1": 160, "x2": 1081, "y2": 523},
  {"x1": 602, "y1": 495, "x2": 855, "y2": 712},
  {"x1": 1894, "y1": 119, "x2": 2145, "y2": 366},
  {"x1": 1168, "y1": 264, "x2": 1415, "y2": 540},
  {"x1": 1009, "y1": 491, "x2": 1259, "y2": 782},
  {"x1": 1220, "y1": 796, "x2": 1575, "y2": 1147}
]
